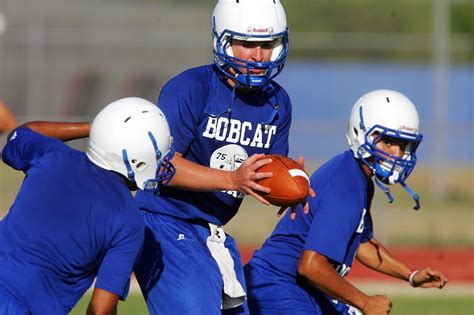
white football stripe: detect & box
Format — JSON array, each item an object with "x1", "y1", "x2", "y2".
[{"x1": 288, "y1": 169, "x2": 310, "y2": 183}]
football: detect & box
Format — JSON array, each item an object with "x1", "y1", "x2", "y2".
[{"x1": 256, "y1": 154, "x2": 310, "y2": 207}]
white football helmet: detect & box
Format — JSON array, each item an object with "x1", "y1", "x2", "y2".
[
  {"x1": 87, "y1": 97, "x2": 175, "y2": 191},
  {"x1": 346, "y1": 89, "x2": 423, "y2": 209},
  {"x1": 212, "y1": 0, "x2": 289, "y2": 88}
]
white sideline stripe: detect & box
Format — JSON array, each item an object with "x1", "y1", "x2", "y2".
[
  {"x1": 119, "y1": 279, "x2": 473, "y2": 297},
  {"x1": 353, "y1": 281, "x2": 474, "y2": 297},
  {"x1": 288, "y1": 169, "x2": 310, "y2": 183},
  {"x1": 85, "y1": 275, "x2": 473, "y2": 298}
]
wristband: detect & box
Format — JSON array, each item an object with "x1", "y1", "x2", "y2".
[{"x1": 408, "y1": 270, "x2": 419, "y2": 287}]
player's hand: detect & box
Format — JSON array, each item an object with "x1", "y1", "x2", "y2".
[
  {"x1": 361, "y1": 295, "x2": 392, "y2": 315},
  {"x1": 412, "y1": 268, "x2": 449, "y2": 289},
  {"x1": 277, "y1": 156, "x2": 315, "y2": 220},
  {"x1": 232, "y1": 153, "x2": 273, "y2": 205}
]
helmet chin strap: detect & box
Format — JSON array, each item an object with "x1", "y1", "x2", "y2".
[
  {"x1": 400, "y1": 181, "x2": 421, "y2": 210},
  {"x1": 374, "y1": 174, "x2": 421, "y2": 211},
  {"x1": 142, "y1": 131, "x2": 163, "y2": 192},
  {"x1": 260, "y1": 82, "x2": 280, "y2": 126},
  {"x1": 260, "y1": 104, "x2": 279, "y2": 126},
  {"x1": 121, "y1": 149, "x2": 136, "y2": 184},
  {"x1": 213, "y1": 78, "x2": 280, "y2": 128},
  {"x1": 374, "y1": 176, "x2": 394, "y2": 204}
]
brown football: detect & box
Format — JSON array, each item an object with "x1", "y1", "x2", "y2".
[{"x1": 256, "y1": 154, "x2": 310, "y2": 207}]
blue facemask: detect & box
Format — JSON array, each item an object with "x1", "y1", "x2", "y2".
[
  {"x1": 358, "y1": 107, "x2": 423, "y2": 210},
  {"x1": 212, "y1": 21, "x2": 289, "y2": 89}
]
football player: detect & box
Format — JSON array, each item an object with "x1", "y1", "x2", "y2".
[
  {"x1": 0, "y1": 98, "x2": 175, "y2": 314},
  {"x1": 133, "y1": 0, "x2": 312, "y2": 314},
  {"x1": 243, "y1": 90, "x2": 448, "y2": 315}
]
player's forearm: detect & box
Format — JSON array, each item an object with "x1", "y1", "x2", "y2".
[
  {"x1": 356, "y1": 238, "x2": 411, "y2": 281},
  {"x1": 21, "y1": 121, "x2": 91, "y2": 141},
  {"x1": 298, "y1": 250, "x2": 369, "y2": 311},
  {"x1": 168, "y1": 154, "x2": 235, "y2": 191}
]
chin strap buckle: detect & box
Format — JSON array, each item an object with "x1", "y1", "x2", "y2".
[{"x1": 400, "y1": 181, "x2": 421, "y2": 210}]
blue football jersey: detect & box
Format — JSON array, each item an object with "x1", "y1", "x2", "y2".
[
  {"x1": 0, "y1": 128, "x2": 144, "y2": 314},
  {"x1": 135, "y1": 64, "x2": 292, "y2": 225},
  {"x1": 247, "y1": 150, "x2": 374, "y2": 288}
]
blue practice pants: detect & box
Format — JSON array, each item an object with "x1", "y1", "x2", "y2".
[{"x1": 134, "y1": 212, "x2": 247, "y2": 315}]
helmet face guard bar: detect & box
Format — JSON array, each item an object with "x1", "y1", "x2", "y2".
[
  {"x1": 122, "y1": 149, "x2": 136, "y2": 183},
  {"x1": 359, "y1": 125, "x2": 422, "y2": 185},
  {"x1": 122, "y1": 132, "x2": 176, "y2": 193},
  {"x1": 143, "y1": 132, "x2": 176, "y2": 192},
  {"x1": 143, "y1": 148, "x2": 176, "y2": 193},
  {"x1": 213, "y1": 27, "x2": 288, "y2": 88}
]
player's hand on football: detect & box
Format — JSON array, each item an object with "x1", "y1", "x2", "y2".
[
  {"x1": 277, "y1": 156, "x2": 315, "y2": 220},
  {"x1": 361, "y1": 295, "x2": 392, "y2": 315},
  {"x1": 411, "y1": 268, "x2": 448, "y2": 289},
  {"x1": 233, "y1": 153, "x2": 272, "y2": 205}
]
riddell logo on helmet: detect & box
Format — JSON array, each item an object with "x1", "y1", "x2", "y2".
[
  {"x1": 398, "y1": 125, "x2": 417, "y2": 132},
  {"x1": 248, "y1": 27, "x2": 269, "y2": 33}
]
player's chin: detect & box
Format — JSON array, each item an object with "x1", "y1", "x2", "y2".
[
  {"x1": 248, "y1": 69, "x2": 268, "y2": 76},
  {"x1": 236, "y1": 67, "x2": 266, "y2": 76}
]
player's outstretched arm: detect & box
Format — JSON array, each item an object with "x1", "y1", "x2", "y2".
[
  {"x1": 169, "y1": 153, "x2": 273, "y2": 205},
  {"x1": 298, "y1": 250, "x2": 391, "y2": 315},
  {"x1": 17, "y1": 121, "x2": 91, "y2": 142},
  {"x1": 86, "y1": 288, "x2": 118, "y2": 315},
  {"x1": 356, "y1": 238, "x2": 448, "y2": 289}
]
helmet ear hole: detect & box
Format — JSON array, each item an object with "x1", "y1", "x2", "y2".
[
  {"x1": 353, "y1": 127, "x2": 358, "y2": 137},
  {"x1": 135, "y1": 161, "x2": 146, "y2": 170}
]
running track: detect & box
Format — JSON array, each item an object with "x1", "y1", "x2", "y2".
[{"x1": 239, "y1": 247, "x2": 474, "y2": 283}]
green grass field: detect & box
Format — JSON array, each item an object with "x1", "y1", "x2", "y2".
[{"x1": 70, "y1": 293, "x2": 474, "y2": 315}]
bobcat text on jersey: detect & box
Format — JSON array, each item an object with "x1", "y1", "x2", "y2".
[{"x1": 202, "y1": 117, "x2": 277, "y2": 148}]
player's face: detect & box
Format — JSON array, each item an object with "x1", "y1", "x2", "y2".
[
  {"x1": 230, "y1": 39, "x2": 275, "y2": 75},
  {"x1": 374, "y1": 134, "x2": 409, "y2": 159}
]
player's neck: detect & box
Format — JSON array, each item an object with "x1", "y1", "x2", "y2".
[{"x1": 358, "y1": 160, "x2": 373, "y2": 178}]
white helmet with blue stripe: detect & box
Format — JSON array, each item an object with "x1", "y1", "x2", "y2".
[
  {"x1": 346, "y1": 89, "x2": 423, "y2": 209},
  {"x1": 87, "y1": 97, "x2": 175, "y2": 192},
  {"x1": 212, "y1": 0, "x2": 289, "y2": 88}
]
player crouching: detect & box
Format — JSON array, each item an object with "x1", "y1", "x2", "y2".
[
  {"x1": 0, "y1": 98, "x2": 174, "y2": 314},
  {"x1": 243, "y1": 90, "x2": 448, "y2": 315}
]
